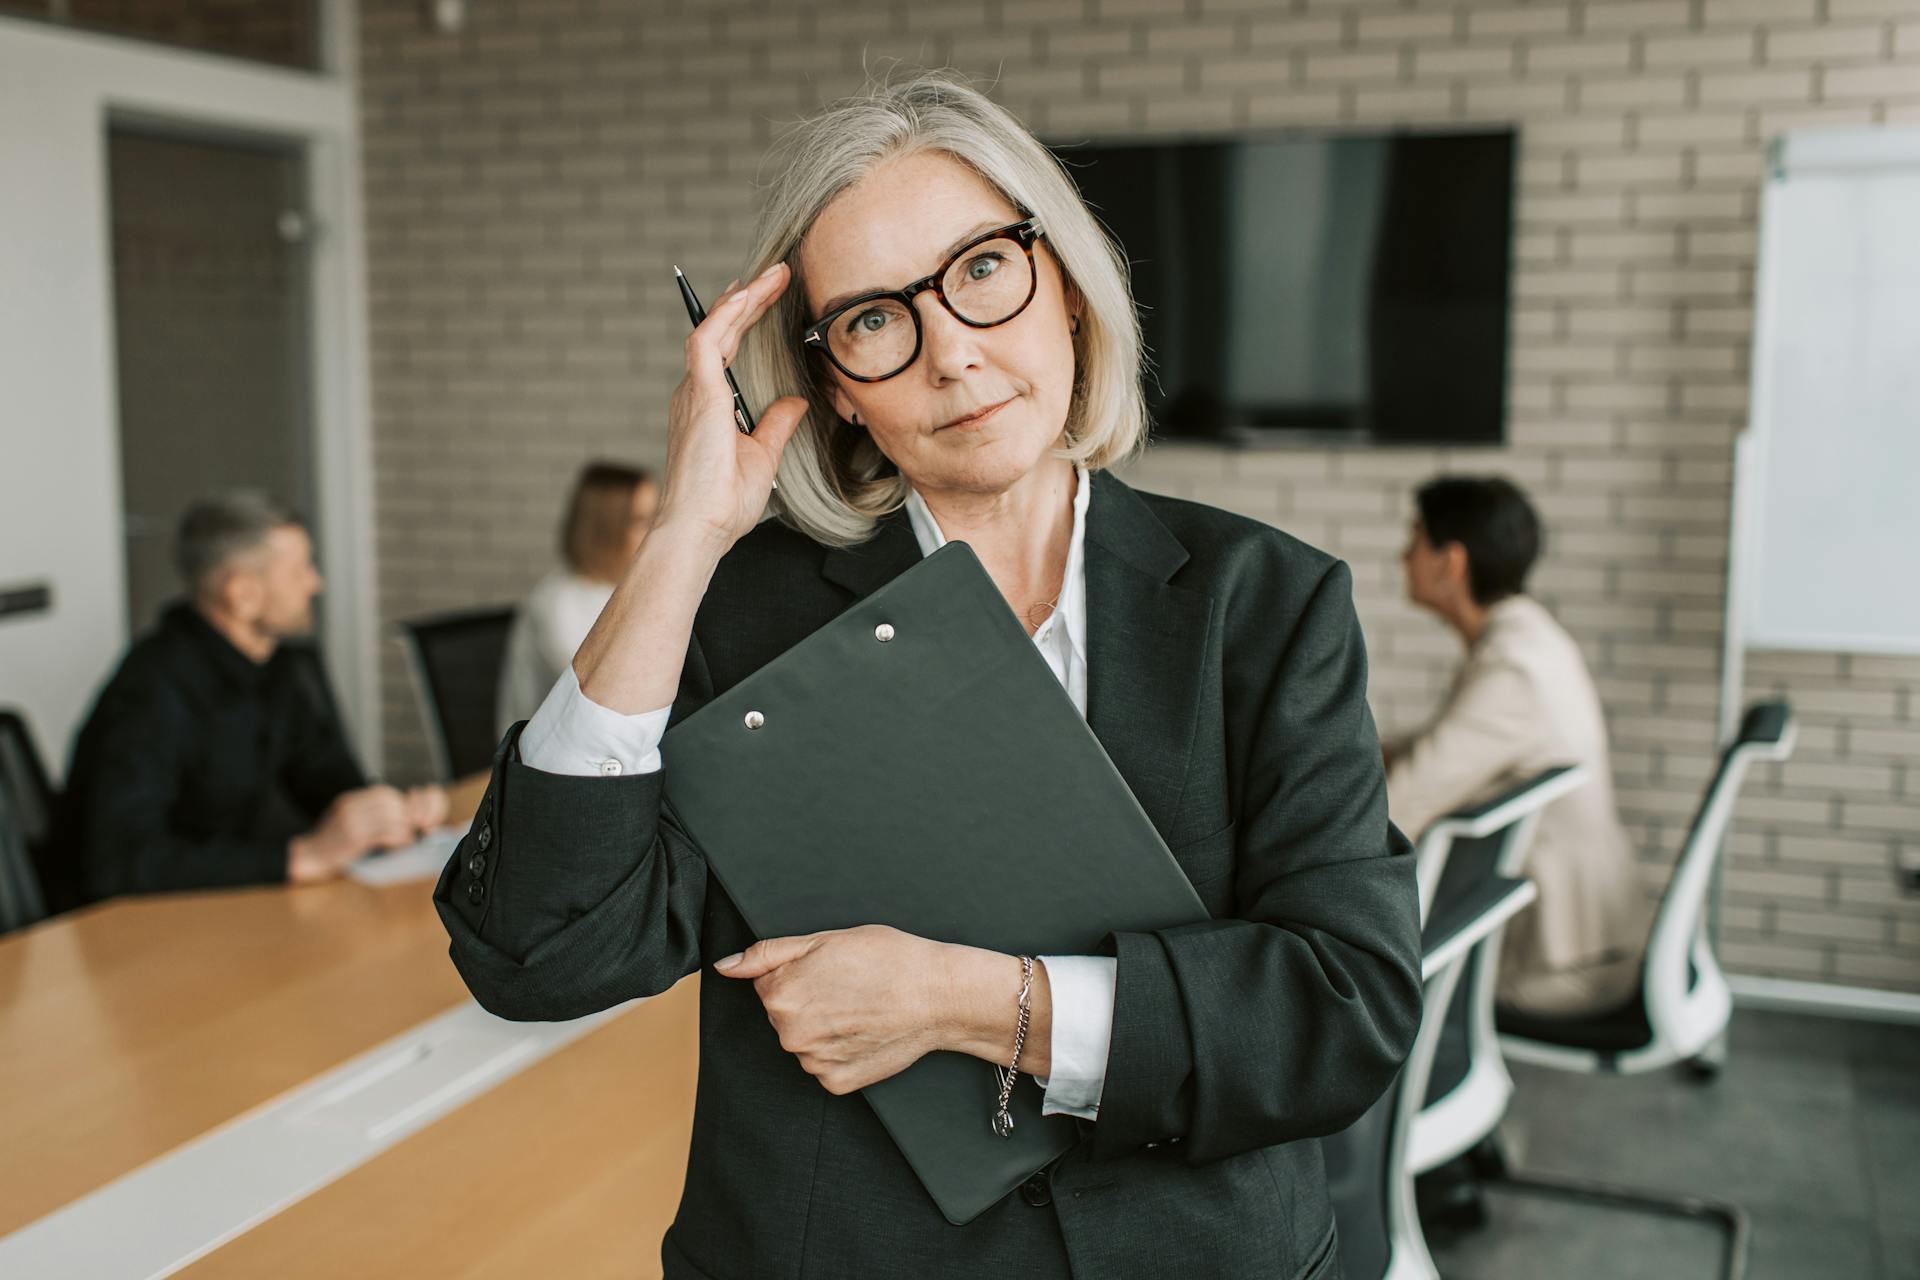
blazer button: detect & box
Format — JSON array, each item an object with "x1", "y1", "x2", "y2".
[
  {"x1": 466, "y1": 880, "x2": 486, "y2": 905},
  {"x1": 1019, "y1": 1172, "x2": 1052, "y2": 1207},
  {"x1": 476, "y1": 824, "x2": 493, "y2": 851},
  {"x1": 467, "y1": 853, "x2": 486, "y2": 877}
]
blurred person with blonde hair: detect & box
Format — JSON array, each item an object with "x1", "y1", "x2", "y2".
[{"x1": 495, "y1": 461, "x2": 660, "y2": 733}]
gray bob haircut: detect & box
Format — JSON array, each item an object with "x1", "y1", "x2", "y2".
[
  {"x1": 175, "y1": 491, "x2": 301, "y2": 595},
  {"x1": 735, "y1": 71, "x2": 1149, "y2": 547}
]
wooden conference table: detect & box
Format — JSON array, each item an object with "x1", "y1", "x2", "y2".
[{"x1": 0, "y1": 876, "x2": 699, "y2": 1277}]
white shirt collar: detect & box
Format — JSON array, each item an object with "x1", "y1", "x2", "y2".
[{"x1": 903, "y1": 464, "x2": 1090, "y2": 664}]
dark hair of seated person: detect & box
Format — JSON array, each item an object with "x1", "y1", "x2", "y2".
[{"x1": 1415, "y1": 475, "x2": 1543, "y2": 606}]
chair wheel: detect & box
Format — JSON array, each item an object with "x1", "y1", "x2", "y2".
[
  {"x1": 1682, "y1": 1055, "x2": 1721, "y2": 1082},
  {"x1": 1417, "y1": 1176, "x2": 1491, "y2": 1242},
  {"x1": 1467, "y1": 1137, "x2": 1510, "y2": 1179}
]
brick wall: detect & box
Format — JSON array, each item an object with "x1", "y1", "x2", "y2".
[
  {"x1": 357, "y1": 0, "x2": 1920, "y2": 992},
  {"x1": 0, "y1": 0, "x2": 319, "y2": 67},
  {"x1": 107, "y1": 130, "x2": 310, "y2": 638}
]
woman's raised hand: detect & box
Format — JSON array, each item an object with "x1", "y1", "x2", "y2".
[
  {"x1": 655, "y1": 262, "x2": 811, "y2": 549},
  {"x1": 569, "y1": 262, "x2": 809, "y2": 713}
]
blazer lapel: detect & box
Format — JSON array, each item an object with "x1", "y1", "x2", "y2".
[
  {"x1": 818, "y1": 480, "x2": 1213, "y2": 844},
  {"x1": 1083, "y1": 473, "x2": 1214, "y2": 845},
  {"x1": 820, "y1": 508, "x2": 922, "y2": 599}
]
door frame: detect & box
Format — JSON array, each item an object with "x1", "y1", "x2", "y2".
[{"x1": 0, "y1": 1, "x2": 381, "y2": 772}]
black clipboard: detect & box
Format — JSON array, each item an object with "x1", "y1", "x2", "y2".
[{"x1": 661, "y1": 542, "x2": 1208, "y2": 1224}]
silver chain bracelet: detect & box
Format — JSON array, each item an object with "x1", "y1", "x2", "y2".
[{"x1": 992, "y1": 955, "x2": 1035, "y2": 1139}]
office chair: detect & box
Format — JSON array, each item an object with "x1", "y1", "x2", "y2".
[
  {"x1": 395, "y1": 607, "x2": 516, "y2": 781},
  {"x1": 1410, "y1": 764, "x2": 1585, "y2": 925},
  {"x1": 1499, "y1": 702, "x2": 1796, "y2": 1075},
  {"x1": 1323, "y1": 873, "x2": 1540, "y2": 1280},
  {"x1": 1483, "y1": 700, "x2": 1798, "y2": 1280},
  {"x1": 1407, "y1": 765, "x2": 1588, "y2": 1178},
  {"x1": 0, "y1": 709, "x2": 54, "y2": 933}
]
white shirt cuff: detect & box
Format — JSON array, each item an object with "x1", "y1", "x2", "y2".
[
  {"x1": 1035, "y1": 954, "x2": 1116, "y2": 1120},
  {"x1": 515, "y1": 664, "x2": 671, "y2": 778}
]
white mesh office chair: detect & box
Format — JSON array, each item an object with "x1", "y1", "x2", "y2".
[
  {"x1": 1499, "y1": 703, "x2": 1796, "y2": 1073},
  {"x1": 1323, "y1": 874, "x2": 1540, "y2": 1280},
  {"x1": 1484, "y1": 700, "x2": 1798, "y2": 1280},
  {"x1": 1411, "y1": 764, "x2": 1586, "y2": 925},
  {"x1": 1406, "y1": 764, "x2": 1588, "y2": 1177}
]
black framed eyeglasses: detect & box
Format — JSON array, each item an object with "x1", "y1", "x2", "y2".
[{"x1": 801, "y1": 217, "x2": 1046, "y2": 383}]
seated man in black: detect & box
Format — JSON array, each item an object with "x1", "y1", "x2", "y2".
[{"x1": 53, "y1": 493, "x2": 446, "y2": 909}]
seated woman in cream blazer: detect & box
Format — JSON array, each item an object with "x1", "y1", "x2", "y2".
[{"x1": 1385, "y1": 476, "x2": 1650, "y2": 1018}]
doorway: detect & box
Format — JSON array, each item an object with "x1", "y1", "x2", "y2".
[{"x1": 106, "y1": 124, "x2": 314, "y2": 636}]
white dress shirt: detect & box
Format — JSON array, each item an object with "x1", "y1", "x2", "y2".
[{"x1": 518, "y1": 464, "x2": 1115, "y2": 1119}]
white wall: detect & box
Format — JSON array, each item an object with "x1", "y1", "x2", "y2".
[
  {"x1": 0, "y1": 44, "x2": 125, "y2": 776},
  {"x1": 0, "y1": 10, "x2": 377, "y2": 778}
]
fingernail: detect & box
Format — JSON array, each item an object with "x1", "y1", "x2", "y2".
[
  {"x1": 725, "y1": 278, "x2": 740, "y2": 292},
  {"x1": 757, "y1": 262, "x2": 782, "y2": 280},
  {"x1": 714, "y1": 952, "x2": 743, "y2": 971}
]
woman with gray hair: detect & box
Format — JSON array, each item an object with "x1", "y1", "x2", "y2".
[{"x1": 437, "y1": 73, "x2": 1418, "y2": 1279}]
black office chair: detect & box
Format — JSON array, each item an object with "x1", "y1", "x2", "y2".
[
  {"x1": 395, "y1": 608, "x2": 516, "y2": 781},
  {"x1": 1480, "y1": 700, "x2": 1798, "y2": 1280},
  {"x1": 0, "y1": 709, "x2": 54, "y2": 933},
  {"x1": 1322, "y1": 872, "x2": 1540, "y2": 1280}
]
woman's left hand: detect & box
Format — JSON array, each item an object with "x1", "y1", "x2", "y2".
[
  {"x1": 713, "y1": 926, "x2": 954, "y2": 1094},
  {"x1": 713, "y1": 926, "x2": 970, "y2": 1095},
  {"x1": 717, "y1": 927, "x2": 1054, "y2": 1094}
]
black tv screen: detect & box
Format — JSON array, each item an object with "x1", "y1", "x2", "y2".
[{"x1": 1055, "y1": 130, "x2": 1515, "y2": 445}]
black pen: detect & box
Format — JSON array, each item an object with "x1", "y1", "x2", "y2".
[{"x1": 675, "y1": 266, "x2": 758, "y2": 436}]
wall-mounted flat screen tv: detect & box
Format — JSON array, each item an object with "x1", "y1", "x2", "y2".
[{"x1": 1054, "y1": 130, "x2": 1516, "y2": 446}]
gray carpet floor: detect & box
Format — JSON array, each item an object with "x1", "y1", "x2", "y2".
[{"x1": 1427, "y1": 1009, "x2": 1918, "y2": 1280}]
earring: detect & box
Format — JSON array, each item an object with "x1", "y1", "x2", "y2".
[{"x1": 849, "y1": 412, "x2": 861, "y2": 427}]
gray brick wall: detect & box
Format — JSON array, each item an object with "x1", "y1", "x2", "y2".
[
  {"x1": 2, "y1": 0, "x2": 320, "y2": 67},
  {"x1": 358, "y1": 0, "x2": 1920, "y2": 992}
]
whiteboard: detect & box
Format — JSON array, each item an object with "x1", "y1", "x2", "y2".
[{"x1": 1740, "y1": 128, "x2": 1920, "y2": 654}]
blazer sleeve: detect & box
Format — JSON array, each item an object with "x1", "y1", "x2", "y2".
[
  {"x1": 1093, "y1": 560, "x2": 1424, "y2": 1165},
  {"x1": 434, "y1": 633, "x2": 716, "y2": 1022}
]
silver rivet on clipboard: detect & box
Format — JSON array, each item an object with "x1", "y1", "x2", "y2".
[
  {"x1": 874, "y1": 623, "x2": 895, "y2": 643},
  {"x1": 743, "y1": 710, "x2": 765, "y2": 730}
]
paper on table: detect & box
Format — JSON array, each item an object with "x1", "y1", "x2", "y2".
[{"x1": 347, "y1": 829, "x2": 462, "y2": 886}]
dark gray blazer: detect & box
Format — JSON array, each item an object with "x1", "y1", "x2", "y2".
[{"x1": 436, "y1": 472, "x2": 1421, "y2": 1280}]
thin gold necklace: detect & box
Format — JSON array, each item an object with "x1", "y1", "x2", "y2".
[{"x1": 1025, "y1": 570, "x2": 1065, "y2": 630}]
